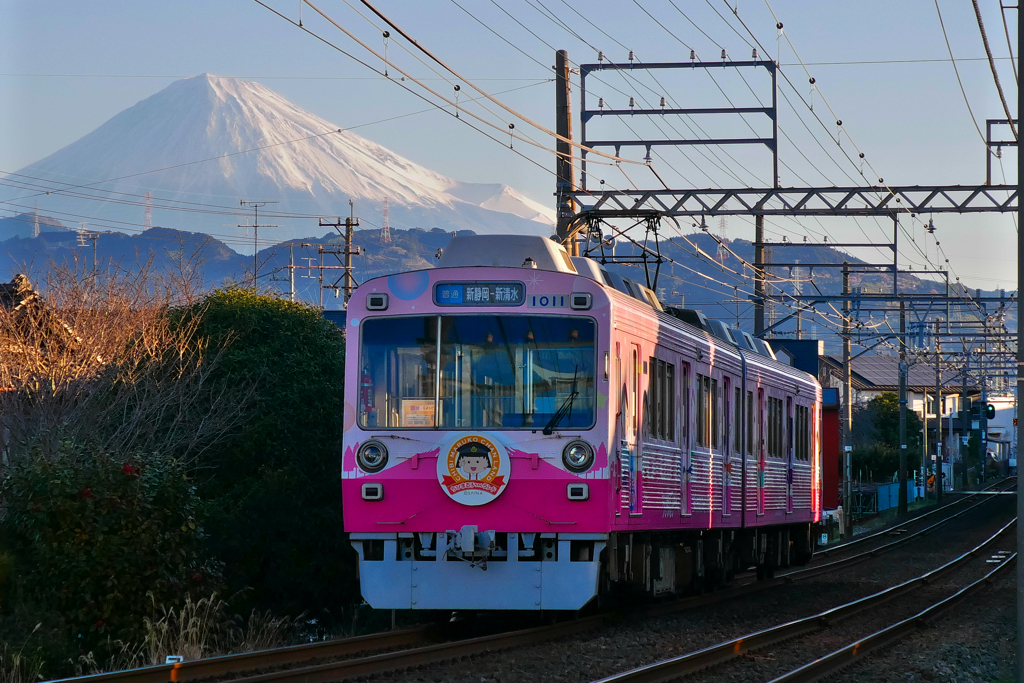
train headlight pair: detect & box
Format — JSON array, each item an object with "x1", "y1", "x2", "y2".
[
  {"x1": 562, "y1": 440, "x2": 595, "y2": 473},
  {"x1": 357, "y1": 440, "x2": 389, "y2": 473}
]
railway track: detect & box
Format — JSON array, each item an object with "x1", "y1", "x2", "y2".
[
  {"x1": 58, "y1": 480, "x2": 1014, "y2": 683},
  {"x1": 592, "y1": 517, "x2": 1016, "y2": 683},
  {"x1": 811, "y1": 476, "x2": 1015, "y2": 560},
  {"x1": 53, "y1": 627, "x2": 435, "y2": 683},
  {"x1": 769, "y1": 477, "x2": 1016, "y2": 583},
  {"x1": 769, "y1": 552, "x2": 1016, "y2": 682}
]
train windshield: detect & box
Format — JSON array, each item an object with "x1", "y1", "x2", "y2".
[{"x1": 359, "y1": 315, "x2": 595, "y2": 430}]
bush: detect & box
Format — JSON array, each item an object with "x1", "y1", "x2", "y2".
[
  {"x1": 0, "y1": 445, "x2": 220, "y2": 658},
  {"x1": 176, "y1": 289, "x2": 357, "y2": 616},
  {"x1": 851, "y1": 443, "x2": 898, "y2": 482}
]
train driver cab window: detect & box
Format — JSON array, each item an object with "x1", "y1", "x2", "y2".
[
  {"x1": 438, "y1": 316, "x2": 596, "y2": 430},
  {"x1": 359, "y1": 315, "x2": 596, "y2": 430},
  {"x1": 358, "y1": 316, "x2": 438, "y2": 428}
]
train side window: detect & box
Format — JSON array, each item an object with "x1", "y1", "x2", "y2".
[
  {"x1": 733, "y1": 387, "x2": 742, "y2": 453},
  {"x1": 695, "y1": 374, "x2": 705, "y2": 447},
  {"x1": 631, "y1": 346, "x2": 639, "y2": 434},
  {"x1": 746, "y1": 390, "x2": 754, "y2": 455},
  {"x1": 766, "y1": 396, "x2": 785, "y2": 459},
  {"x1": 794, "y1": 404, "x2": 810, "y2": 460},
  {"x1": 648, "y1": 357, "x2": 675, "y2": 442},
  {"x1": 696, "y1": 374, "x2": 704, "y2": 448},
  {"x1": 710, "y1": 377, "x2": 719, "y2": 449},
  {"x1": 649, "y1": 356, "x2": 659, "y2": 439},
  {"x1": 679, "y1": 363, "x2": 689, "y2": 443},
  {"x1": 787, "y1": 398, "x2": 794, "y2": 460}
]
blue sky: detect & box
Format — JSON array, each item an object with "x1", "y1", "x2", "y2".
[{"x1": 0, "y1": 0, "x2": 1017, "y2": 288}]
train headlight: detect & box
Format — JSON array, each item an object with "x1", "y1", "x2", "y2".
[
  {"x1": 357, "y1": 440, "x2": 389, "y2": 473},
  {"x1": 562, "y1": 440, "x2": 595, "y2": 473}
]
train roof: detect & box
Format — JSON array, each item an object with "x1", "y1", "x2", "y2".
[
  {"x1": 435, "y1": 235, "x2": 578, "y2": 273},
  {"x1": 421, "y1": 234, "x2": 781, "y2": 364}
]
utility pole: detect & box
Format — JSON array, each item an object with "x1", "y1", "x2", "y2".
[
  {"x1": 934, "y1": 319, "x2": 942, "y2": 503},
  {"x1": 962, "y1": 350, "x2": 970, "y2": 490},
  {"x1": 1015, "y1": 160, "x2": 1022, "y2": 683},
  {"x1": 318, "y1": 200, "x2": 362, "y2": 308},
  {"x1": 554, "y1": 49, "x2": 576, "y2": 254},
  {"x1": 289, "y1": 244, "x2": 295, "y2": 302},
  {"x1": 898, "y1": 300, "x2": 908, "y2": 515},
  {"x1": 88, "y1": 232, "x2": 98, "y2": 279},
  {"x1": 240, "y1": 200, "x2": 278, "y2": 288},
  {"x1": 980, "y1": 340, "x2": 988, "y2": 484},
  {"x1": 344, "y1": 200, "x2": 359, "y2": 305},
  {"x1": 754, "y1": 214, "x2": 765, "y2": 336},
  {"x1": 842, "y1": 265, "x2": 853, "y2": 539}
]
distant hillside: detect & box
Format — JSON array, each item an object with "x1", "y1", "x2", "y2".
[
  {"x1": 2, "y1": 225, "x2": 1011, "y2": 353},
  {"x1": 0, "y1": 212, "x2": 73, "y2": 240}
]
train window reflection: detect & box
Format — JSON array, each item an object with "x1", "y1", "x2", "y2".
[
  {"x1": 359, "y1": 315, "x2": 595, "y2": 430},
  {"x1": 439, "y1": 316, "x2": 595, "y2": 429},
  {"x1": 359, "y1": 316, "x2": 438, "y2": 428}
]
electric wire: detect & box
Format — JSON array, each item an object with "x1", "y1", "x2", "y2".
[
  {"x1": 933, "y1": 0, "x2": 989, "y2": 146},
  {"x1": 971, "y1": 0, "x2": 1018, "y2": 139},
  {"x1": 350, "y1": 0, "x2": 644, "y2": 165}
]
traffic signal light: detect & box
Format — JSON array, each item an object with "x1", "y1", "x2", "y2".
[{"x1": 985, "y1": 404, "x2": 995, "y2": 420}]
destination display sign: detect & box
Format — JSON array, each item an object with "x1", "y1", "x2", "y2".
[{"x1": 434, "y1": 282, "x2": 525, "y2": 306}]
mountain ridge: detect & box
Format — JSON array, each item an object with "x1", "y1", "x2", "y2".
[{"x1": 7, "y1": 74, "x2": 554, "y2": 248}]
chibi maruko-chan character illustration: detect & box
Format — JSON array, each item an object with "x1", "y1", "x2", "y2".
[{"x1": 455, "y1": 441, "x2": 492, "y2": 481}]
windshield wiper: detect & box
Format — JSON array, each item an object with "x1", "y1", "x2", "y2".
[{"x1": 542, "y1": 365, "x2": 579, "y2": 435}]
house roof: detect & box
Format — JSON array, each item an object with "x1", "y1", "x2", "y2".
[{"x1": 822, "y1": 353, "x2": 971, "y2": 393}]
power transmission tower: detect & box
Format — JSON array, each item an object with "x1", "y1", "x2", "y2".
[
  {"x1": 380, "y1": 197, "x2": 392, "y2": 244},
  {"x1": 239, "y1": 200, "x2": 278, "y2": 288},
  {"x1": 144, "y1": 192, "x2": 153, "y2": 229},
  {"x1": 33, "y1": 201, "x2": 39, "y2": 238}
]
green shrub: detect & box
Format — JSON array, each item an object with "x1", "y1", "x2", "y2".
[
  {"x1": 176, "y1": 289, "x2": 357, "y2": 616},
  {"x1": 1, "y1": 446, "x2": 220, "y2": 655}
]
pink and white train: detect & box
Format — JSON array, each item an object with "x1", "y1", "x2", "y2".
[{"x1": 342, "y1": 234, "x2": 822, "y2": 611}]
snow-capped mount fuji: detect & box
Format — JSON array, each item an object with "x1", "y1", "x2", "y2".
[{"x1": 10, "y1": 74, "x2": 554, "y2": 248}]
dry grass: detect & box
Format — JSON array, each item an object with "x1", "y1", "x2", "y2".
[
  {"x1": 69, "y1": 594, "x2": 296, "y2": 676},
  {"x1": 0, "y1": 625, "x2": 44, "y2": 683}
]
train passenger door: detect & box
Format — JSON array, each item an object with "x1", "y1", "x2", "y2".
[
  {"x1": 626, "y1": 344, "x2": 642, "y2": 516},
  {"x1": 680, "y1": 363, "x2": 692, "y2": 517},
  {"x1": 723, "y1": 378, "x2": 732, "y2": 517},
  {"x1": 786, "y1": 397, "x2": 795, "y2": 513},
  {"x1": 757, "y1": 388, "x2": 766, "y2": 516}
]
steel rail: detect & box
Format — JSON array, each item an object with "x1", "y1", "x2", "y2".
[
  {"x1": 768, "y1": 552, "x2": 1017, "y2": 682},
  {"x1": 776, "y1": 480, "x2": 1016, "y2": 582},
  {"x1": 590, "y1": 517, "x2": 1016, "y2": 683},
  {"x1": 813, "y1": 476, "x2": 1015, "y2": 558},
  {"x1": 50, "y1": 626, "x2": 433, "y2": 683},
  {"x1": 189, "y1": 617, "x2": 603, "y2": 683}
]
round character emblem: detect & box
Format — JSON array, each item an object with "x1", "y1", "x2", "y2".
[{"x1": 437, "y1": 434, "x2": 510, "y2": 506}]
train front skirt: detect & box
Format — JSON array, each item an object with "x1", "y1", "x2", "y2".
[{"x1": 350, "y1": 531, "x2": 607, "y2": 610}]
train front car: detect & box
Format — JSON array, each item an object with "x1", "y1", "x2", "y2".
[{"x1": 343, "y1": 235, "x2": 610, "y2": 611}]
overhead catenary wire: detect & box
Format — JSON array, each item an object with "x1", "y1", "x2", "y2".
[
  {"x1": 347, "y1": 0, "x2": 644, "y2": 165},
  {"x1": 724, "y1": 0, "x2": 998, "y2": 322},
  {"x1": 971, "y1": 0, "x2": 1018, "y2": 139},
  {"x1": 933, "y1": 0, "x2": 989, "y2": 146}
]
